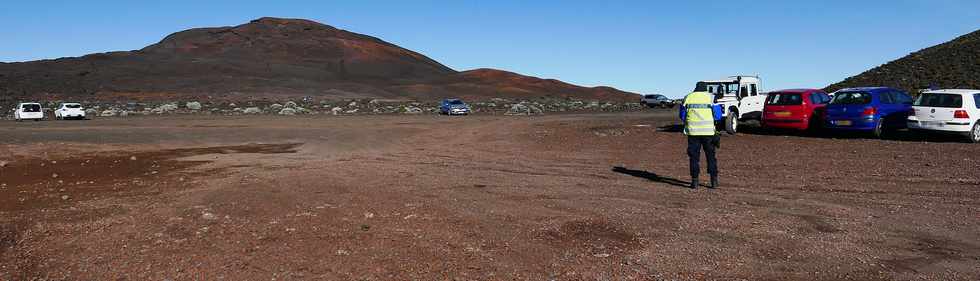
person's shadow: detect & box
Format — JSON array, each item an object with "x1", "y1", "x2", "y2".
[{"x1": 611, "y1": 166, "x2": 692, "y2": 188}]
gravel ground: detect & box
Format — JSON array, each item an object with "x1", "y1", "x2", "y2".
[{"x1": 0, "y1": 111, "x2": 978, "y2": 280}]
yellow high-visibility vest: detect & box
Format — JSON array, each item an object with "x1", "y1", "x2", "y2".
[{"x1": 684, "y1": 91, "x2": 716, "y2": 136}]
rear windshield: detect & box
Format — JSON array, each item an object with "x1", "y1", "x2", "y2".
[
  {"x1": 21, "y1": 104, "x2": 41, "y2": 112},
  {"x1": 914, "y1": 93, "x2": 962, "y2": 108},
  {"x1": 447, "y1": 100, "x2": 463, "y2": 104},
  {"x1": 65, "y1": 104, "x2": 81, "y2": 109},
  {"x1": 830, "y1": 92, "x2": 872, "y2": 105},
  {"x1": 766, "y1": 93, "x2": 803, "y2": 105}
]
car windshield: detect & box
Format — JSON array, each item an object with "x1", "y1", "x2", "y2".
[
  {"x1": 65, "y1": 104, "x2": 81, "y2": 109},
  {"x1": 914, "y1": 93, "x2": 962, "y2": 108},
  {"x1": 22, "y1": 104, "x2": 41, "y2": 112},
  {"x1": 447, "y1": 100, "x2": 463, "y2": 105},
  {"x1": 767, "y1": 93, "x2": 803, "y2": 105},
  {"x1": 830, "y1": 92, "x2": 872, "y2": 105}
]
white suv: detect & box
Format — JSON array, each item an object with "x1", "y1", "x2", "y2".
[
  {"x1": 14, "y1": 102, "x2": 45, "y2": 121},
  {"x1": 907, "y1": 89, "x2": 980, "y2": 143},
  {"x1": 54, "y1": 103, "x2": 86, "y2": 120}
]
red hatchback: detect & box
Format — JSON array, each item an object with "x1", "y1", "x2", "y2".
[{"x1": 762, "y1": 89, "x2": 832, "y2": 131}]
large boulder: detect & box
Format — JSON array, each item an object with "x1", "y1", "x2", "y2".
[
  {"x1": 152, "y1": 104, "x2": 178, "y2": 114},
  {"x1": 331, "y1": 107, "x2": 343, "y2": 115},
  {"x1": 269, "y1": 103, "x2": 284, "y2": 111},
  {"x1": 506, "y1": 103, "x2": 543, "y2": 115},
  {"x1": 278, "y1": 108, "x2": 297, "y2": 115},
  {"x1": 284, "y1": 101, "x2": 298, "y2": 109},
  {"x1": 243, "y1": 107, "x2": 262, "y2": 114},
  {"x1": 100, "y1": 110, "x2": 117, "y2": 117},
  {"x1": 185, "y1": 101, "x2": 202, "y2": 111},
  {"x1": 403, "y1": 106, "x2": 423, "y2": 114}
]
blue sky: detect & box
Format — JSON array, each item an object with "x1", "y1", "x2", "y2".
[{"x1": 1, "y1": 0, "x2": 978, "y2": 97}]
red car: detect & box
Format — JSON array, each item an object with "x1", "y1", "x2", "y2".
[{"x1": 762, "y1": 89, "x2": 832, "y2": 131}]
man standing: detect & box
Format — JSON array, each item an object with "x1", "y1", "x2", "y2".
[{"x1": 679, "y1": 87, "x2": 720, "y2": 189}]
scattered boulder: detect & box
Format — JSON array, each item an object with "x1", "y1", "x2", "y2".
[
  {"x1": 269, "y1": 103, "x2": 284, "y2": 112},
  {"x1": 403, "y1": 106, "x2": 423, "y2": 114},
  {"x1": 152, "y1": 104, "x2": 178, "y2": 114},
  {"x1": 100, "y1": 110, "x2": 117, "y2": 117},
  {"x1": 284, "y1": 101, "x2": 298, "y2": 109},
  {"x1": 331, "y1": 107, "x2": 343, "y2": 115},
  {"x1": 85, "y1": 108, "x2": 99, "y2": 116},
  {"x1": 348, "y1": 101, "x2": 358, "y2": 107},
  {"x1": 243, "y1": 107, "x2": 262, "y2": 114},
  {"x1": 278, "y1": 108, "x2": 297, "y2": 115},
  {"x1": 185, "y1": 101, "x2": 202, "y2": 111}
]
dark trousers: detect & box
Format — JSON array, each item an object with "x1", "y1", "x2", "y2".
[{"x1": 687, "y1": 136, "x2": 718, "y2": 178}]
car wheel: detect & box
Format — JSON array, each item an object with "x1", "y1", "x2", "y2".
[
  {"x1": 872, "y1": 119, "x2": 884, "y2": 139},
  {"x1": 970, "y1": 122, "x2": 980, "y2": 143},
  {"x1": 724, "y1": 112, "x2": 738, "y2": 135}
]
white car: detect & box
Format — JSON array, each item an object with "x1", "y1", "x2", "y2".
[
  {"x1": 14, "y1": 102, "x2": 45, "y2": 121},
  {"x1": 907, "y1": 89, "x2": 980, "y2": 143},
  {"x1": 54, "y1": 103, "x2": 86, "y2": 120},
  {"x1": 694, "y1": 75, "x2": 767, "y2": 134}
]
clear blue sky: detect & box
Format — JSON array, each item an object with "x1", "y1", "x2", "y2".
[{"x1": 1, "y1": 0, "x2": 978, "y2": 97}]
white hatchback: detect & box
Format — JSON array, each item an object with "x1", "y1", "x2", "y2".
[
  {"x1": 907, "y1": 89, "x2": 980, "y2": 143},
  {"x1": 54, "y1": 103, "x2": 86, "y2": 120},
  {"x1": 14, "y1": 102, "x2": 45, "y2": 121}
]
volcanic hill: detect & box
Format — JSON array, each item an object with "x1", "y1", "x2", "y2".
[
  {"x1": 0, "y1": 17, "x2": 637, "y2": 101},
  {"x1": 826, "y1": 29, "x2": 980, "y2": 93}
]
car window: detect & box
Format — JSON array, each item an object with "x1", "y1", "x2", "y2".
[
  {"x1": 22, "y1": 104, "x2": 41, "y2": 112},
  {"x1": 750, "y1": 84, "x2": 758, "y2": 96},
  {"x1": 830, "y1": 91, "x2": 871, "y2": 105},
  {"x1": 766, "y1": 93, "x2": 802, "y2": 105},
  {"x1": 880, "y1": 92, "x2": 895, "y2": 104},
  {"x1": 915, "y1": 93, "x2": 963, "y2": 108},
  {"x1": 895, "y1": 92, "x2": 912, "y2": 104},
  {"x1": 975, "y1": 94, "x2": 980, "y2": 109},
  {"x1": 740, "y1": 86, "x2": 748, "y2": 98}
]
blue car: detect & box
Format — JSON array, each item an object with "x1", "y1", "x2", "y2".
[
  {"x1": 439, "y1": 98, "x2": 471, "y2": 115},
  {"x1": 824, "y1": 87, "x2": 913, "y2": 138}
]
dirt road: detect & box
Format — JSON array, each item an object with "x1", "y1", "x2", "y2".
[{"x1": 1, "y1": 112, "x2": 978, "y2": 280}]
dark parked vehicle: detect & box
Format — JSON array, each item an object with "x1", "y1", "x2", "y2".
[
  {"x1": 641, "y1": 94, "x2": 675, "y2": 108},
  {"x1": 439, "y1": 99, "x2": 471, "y2": 115},
  {"x1": 824, "y1": 87, "x2": 913, "y2": 138}
]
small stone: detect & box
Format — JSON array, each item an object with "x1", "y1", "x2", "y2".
[
  {"x1": 593, "y1": 253, "x2": 611, "y2": 258},
  {"x1": 51, "y1": 173, "x2": 59, "y2": 178},
  {"x1": 201, "y1": 212, "x2": 217, "y2": 220},
  {"x1": 130, "y1": 156, "x2": 137, "y2": 161},
  {"x1": 61, "y1": 195, "x2": 70, "y2": 200},
  {"x1": 335, "y1": 249, "x2": 350, "y2": 256},
  {"x1": 364, "y1": 212, "x2": 375, "y2": 219},
  {"x1": 0, "y1": 161, "x2": 7, "y2": 167}
]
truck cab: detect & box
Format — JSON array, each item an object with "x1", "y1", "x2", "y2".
[{"x1": 694, "y1": 75, "x2": 766, "y2": 134}]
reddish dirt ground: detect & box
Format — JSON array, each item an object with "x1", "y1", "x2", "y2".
[{"x1": 1, "y1": 111, "x2": 978, "y2": 280}]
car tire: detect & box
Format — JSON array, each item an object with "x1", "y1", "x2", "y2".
[
  {"x1": 725, "y1": 112, "x2": 738, "y2": 135},
  {"x1": 872, "y1": 119, "x2": 885, "y2": 139},
  {"x1": 970, "y1": 122, "x2": 980, "y2": 143}
]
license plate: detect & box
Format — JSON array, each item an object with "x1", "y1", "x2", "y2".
[
  {"x1": 836, "y1": 120, "x2": 852, "y2": 126},
  {"x1": 774, "y1": 111, "x2": 791, "y2": 117},
  {"x1": 922, "y1": 121, "x2": 944, "y2": 127}
]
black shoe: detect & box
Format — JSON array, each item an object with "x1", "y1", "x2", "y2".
[
  {"x1": 689, "y1": 178, "x2": 698, "y2": 189},
  {"x1": 709, "y1": 175, "x2": 719, "y2": 189}
]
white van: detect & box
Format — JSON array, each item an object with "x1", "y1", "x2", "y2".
[
  {"x1": 14, "y1": 103, "x2": 45, "y2": 121},
  {"x1": 907, "y1": 89, "x2": 980, "y2": 143}
]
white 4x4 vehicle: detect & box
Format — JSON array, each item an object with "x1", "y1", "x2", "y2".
[
  {"x1": 14, "y1": 102, "x2": 44, "y2": 121},
  {"x1": 907, "y1": 89, "x2": 980, "y2": 143},
  {"x1": 54, "y1": 103, "x2": 86, "y2": 120},
  {"x1": 694, "y1": 75, "x2": 766, "y2": 134}
]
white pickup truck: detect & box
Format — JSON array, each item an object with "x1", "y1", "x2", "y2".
[{"x1": 694, "y1": 75, "x2": 767, "y2": 134}]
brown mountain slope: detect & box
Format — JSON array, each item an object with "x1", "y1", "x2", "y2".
[
  {"x1": 826, "y1": 29, "x2": 980, "y2": 93},
  {"x1": 0, "y1": 17, "x2": 636, "y2": 101}
]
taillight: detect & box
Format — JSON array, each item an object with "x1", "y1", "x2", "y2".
[
  {"x1": 862, "y1": 107, "x2": 877, "y2": 116},
  {"x1": 954, "y1": 110, "x2": 970, "y2": 119}
]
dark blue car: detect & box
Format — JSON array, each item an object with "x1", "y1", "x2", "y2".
[
  {"x1": 439, "y1": 98, "x2": 470, "y2": 115},
  {"x1": 824, "y1": 87, "x2": 913, "y2": 138}
]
